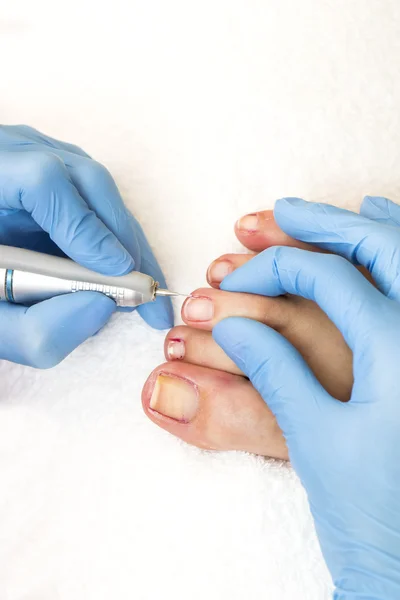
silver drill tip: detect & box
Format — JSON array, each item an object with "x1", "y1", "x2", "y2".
[{"x1": 155, "y1": 288, "x2": 188, "y2": 298}]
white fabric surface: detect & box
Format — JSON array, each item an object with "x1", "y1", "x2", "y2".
[{"x1": 1, "y1": 1, "x2": 400, "y2": 598}]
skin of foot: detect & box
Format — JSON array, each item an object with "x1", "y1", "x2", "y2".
[{"x1": 142, "y1": 210, "x2": 355, "y2": 459}]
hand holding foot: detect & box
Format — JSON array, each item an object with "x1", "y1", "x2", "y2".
[{"x1": 142, "y1": 206, "x2": 371, "y2": 457}]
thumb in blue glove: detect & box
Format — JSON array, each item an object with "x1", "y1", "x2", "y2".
[{"x1": 214, "y1": 197, "x2": 400, "y2": 599}]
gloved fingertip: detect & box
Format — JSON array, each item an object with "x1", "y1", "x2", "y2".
[
  {"x1": 133, "y1": 235, "x2": 174, "y2": 329},
  {"x1": 273, "y1": 197, "x2": 312, "y2": 228},
  {"x1": 212, "y1": 316, "x2": 234, "y2": 341},
  {"x1": 219, "y1": 271, "x2": 240, "y2": 292},
  {"x1": 136, "y1": 296, "x2": 174, "y2": 330},
  {"x1": 361, "y1": 195, "x2": 400, "y2": 228},
  {"x1": 275, "y1": 197, "x2": 308, "y2": 210},
  {"x1": 360, "y1": 195, "x2": 388, "y2": 217},
  {"x1": 274, "y1": 198, "x2": 319, "y2": 227},
  {"x1": 219, "y1": 248, "x2": 276, "y2": 296},
  {"x1": 218, "y1": 267, "x2": 253, "y2": 296}
]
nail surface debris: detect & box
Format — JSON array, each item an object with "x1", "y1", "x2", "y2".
[{"x1": 167, "y1": 338, "x2": 185, "y2": 360}]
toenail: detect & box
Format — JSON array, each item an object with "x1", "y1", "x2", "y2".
[
  {"x1": 183, "y1": 296, "x2": 214, "y2": 322},
  {"x1": 207, "y1": 260, "x2": 233, "y2": 284},
  {"x1": 149, "y1": 374, "x2": 198, "y2": 422},
  {"x1": 167, "y1": 338, "x2": 185, "y2": 360},
  {"x1": 236, "y1": 213, "x2": 259, "y2": 232}
]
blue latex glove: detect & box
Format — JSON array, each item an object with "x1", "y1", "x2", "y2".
[
  {"x1": 214, "y1": 196, "x2": 400, "y2": 599},
  {"x1": 0, "y1": 125, "x2": 173, "y2": 368}
]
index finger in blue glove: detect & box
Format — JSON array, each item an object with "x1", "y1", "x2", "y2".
[
  {"x1": 63, "y1": 152, "x2": 173, "y2": 328},
  {"x1": 1, "y1": 127, "x2": 140, "y2": 265},
  {"x1": 220, "y1": 246, "x2": 387, "y2": 352},
  {"x1": 0, "y1": 150, "x2": 135, "y2": 276},
  {"x1": 61, "y1": 153, "x2": 141, "y2": 269},
  {"x1": 274, "y1": 197, "x2": 400, "y2": 299}
]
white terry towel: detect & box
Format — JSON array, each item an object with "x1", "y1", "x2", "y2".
[{"x1": 1, "y1": 1, "x2": 400, "y2": 598}]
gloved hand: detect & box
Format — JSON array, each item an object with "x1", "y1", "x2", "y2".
[
  {"x1": 0, "y1": 125, "x2": 173, "y2": 368},
  {"x1": 214, "y1": 196, "x2": 400, "y2": 599}
]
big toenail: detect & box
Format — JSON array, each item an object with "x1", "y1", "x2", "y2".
[{"x1": 149, "y1": 374, "x2": 198, "y2": 422}]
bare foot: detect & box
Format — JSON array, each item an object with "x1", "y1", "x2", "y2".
[{"x1": 142, "y1": 211, "x2": 354, "y2": 459}]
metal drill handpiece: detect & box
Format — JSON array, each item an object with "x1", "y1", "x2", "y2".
[{"x1": 0, "y1": 245, "x2": 190, "y2": 308}]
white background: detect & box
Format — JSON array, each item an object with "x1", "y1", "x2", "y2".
[{"x1": 0, "y1": 1, "x2": 400, "y2": 598}]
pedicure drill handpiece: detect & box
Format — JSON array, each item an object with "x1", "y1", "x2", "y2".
[{"x1": 0, "y1": 245, "x2": 185, "y2": 307}]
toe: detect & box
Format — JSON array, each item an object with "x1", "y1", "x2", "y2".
[
  {"x1": 235, "y1": 210, "x2": 314, "y2": 252},
  {"x1": 181, "y1": 287, "x2": 289, "y2": 331},
  {"x1": 207, "y1": 254, "x2": 252, "y2": 288},
  {"x1": 164, "y1": 325, "x2": 242, "y2": 375},
  {"x1": 142, "y1": 362, "x2": 288, "y2": 459}
]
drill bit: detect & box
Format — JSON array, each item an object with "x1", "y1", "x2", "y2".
[{"x1": 155, "y1": 288, "x2": 189, "y2": 298}]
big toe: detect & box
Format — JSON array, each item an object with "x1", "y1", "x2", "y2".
[{"x1": 142, "y1": 361, "x2": 288, "y2": 459}]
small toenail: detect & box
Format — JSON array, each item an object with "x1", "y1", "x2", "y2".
[
  {"x1": 149, "y1": 374, "x2": 198, "y2": 422},
  {"x1": 207, "y1": 260, "x2": 233, "y2": 284},
  {"x1": 167, "y1": 338, "x2": 185, "y2": 360},
  {"x1": 183, "y1": 296, "x2": 214, "y2": 322},
  {"x1": 236, "y1": 213, "x2": 259, "y2": 232}
]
